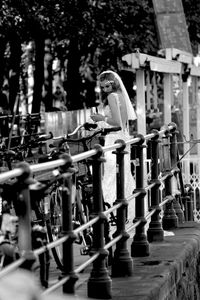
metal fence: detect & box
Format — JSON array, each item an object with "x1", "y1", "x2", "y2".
[{"x1": 0, "y1": 122, "x2": 193, "y2": 299}]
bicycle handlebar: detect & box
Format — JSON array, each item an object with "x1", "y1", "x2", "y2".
[
  {"x1": 0, "y1": 149, "x2": 17, "y2": 159},
  {"x1": 83, "y1": 122, "x2": 98, "y2": 131},
  {"x1": 102, "y1": 126, "x2": 121, "y2": 134},
  {"x1": 51, "y1": 123, "x2": 121, "y2": 147},
  {"x1": 67, "y1": 122, "x2": 98, "y2": 137},
  {"x1": 9, "y1": 132, "x2": 53, "y2": 153},
  {"x1": 37, "y1": 132, "x2": 53, "y2": 142}
]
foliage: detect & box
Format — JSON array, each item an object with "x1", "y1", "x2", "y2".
[
  {"x1": 182, "y1": 0, "x2": 200, "y2": 54},
  {"x1": 0, "y1": 0, "x2": 200, "y2": 111}
]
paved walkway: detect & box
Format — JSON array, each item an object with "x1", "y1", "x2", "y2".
[
  {"x1": 48, "y1": 242, "x2": 92, "y2": 288},
  {"x1": 45, "y1": 221, "x2": 200, "y2": 300}
]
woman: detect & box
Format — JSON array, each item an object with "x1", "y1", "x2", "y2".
[{"x1": 90, "y1": 70, "x2": 137, "y2": 221}]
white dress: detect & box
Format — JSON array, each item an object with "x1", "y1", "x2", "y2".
[{"x1": 99, "y1": 102, "x2": 135, "y2": 222}]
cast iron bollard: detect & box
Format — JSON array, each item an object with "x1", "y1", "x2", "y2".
[
  {"x1": 161, "y1": 127, "x2": 178, "y2": 230},
  {"x1": 15, "y1": 162, "x2": 36, "y2": 269},
  {"x1": 87, "y1": 145, "x2": 112, "y2": 299},
  {"x1": 169, "y1": 123, "x2": 185, "y2": 223},
  {"x1": 112, "y1": 139, "x2": 133, "y2": 277},
  {"x1": 147, "y1": 129, "x2": 164, "y2": 242},
  {"x1": 59, "y1": 154, "x2": 78, "y2": 294},
  {"x1": 186, "y1": 187, "x2": 194, "y2": 221},
  {"x1": 176, "y1": 149, "x2": 191, "y2": 221},
  {"x1": 131, "y1": 135, "x2": 150, "y2": 257},
  {"x1": 182, "y1": 184, "x2": 194, "y2": 221}
]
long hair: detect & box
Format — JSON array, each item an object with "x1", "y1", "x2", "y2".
[
  {"x1": 99, "y1": 70, "x2": 137, "y2": 121},
  {"x1": 99, "y1": 72, "x2": 121, "y2": 92}
]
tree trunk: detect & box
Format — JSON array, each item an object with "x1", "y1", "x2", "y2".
[
  {"x1": 0, "y1": 37, "x2": 6, "y2": 89},
  {"x1": 8, "y1": 34, "x2": 21, "y2": 113},
  {"x1": 43, "y1": 39, "x2": 53, "y2": 112},
  {"x1": 66, "y1": 37, "x2": 82, "y2": 110},
  {"x1": 32, "y1": 36, "x2": 45, "y2": 113}
]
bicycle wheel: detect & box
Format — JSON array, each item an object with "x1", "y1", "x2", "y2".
[
  {"x1": 46, "y1": 188, "x2": 63, "y2": 271},
  {"x1": 0, "y1": 200, "x2": 51, "y2": 288},
  {"x1": 32, "y1": 225, "x2": 50, "y2": 288},
  {"x1": 75, "y1": 182, "x2": 93, "y2": 255}
]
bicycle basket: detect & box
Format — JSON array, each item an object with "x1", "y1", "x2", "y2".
[
  {"x1": 67, "y1": 133, "x2": 101, "y2": 178},
  {"x1": 73, "y1": 161, "x2": 89, "y2": 178},
  {"x1": 86, "y1": 135, "x2": 102, "y2": 149},
  {"x1": 67, "y1": 140, "x2": 85, "y2": 156}
]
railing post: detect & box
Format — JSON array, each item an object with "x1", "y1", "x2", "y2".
[
  {"x1": 176, "y1": 150, "x2": 191, "y2": 221},
  {"x1": 87, "y1": 145, "x2": 112, "y2": 299},
  {"x1": 161, "y1": 128, "x2": 178, "y2": 230},
  {"x1": 182, "y1": 184, "x2": 194, "y2": 221},
  {"x1": 182, "y1": 195, "x2": 190, "y2": 221},
  {"x1": 15, "y1": 162, "x2": 36, "y2": 269},
  {"x1": 112, "y1": 139, "x2": 133, "y2": 277},
  {"x1": 131, "y1": 135, "x2": 149, "y2": 257},
  {"x1": 59, "y1": 154, "x2": 78, "y2": 294},
  {"x1": 186, "y1": 187, "x2": 194, "y2": 221},
  {"x1": 147, "y1": 130, "x2": 164, "y2": 242},
  {"x1": 169, "y1": 122, "x2": 185, "y2": 223}
]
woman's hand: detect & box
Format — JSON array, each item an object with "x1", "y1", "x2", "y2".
[{"x1": 90, "y1": 114, "x2": 105, "y2": 122}]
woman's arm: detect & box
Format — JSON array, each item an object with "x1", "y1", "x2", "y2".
[{"x1": 90, "y1": 93, "x2": 122, "y2": 126}]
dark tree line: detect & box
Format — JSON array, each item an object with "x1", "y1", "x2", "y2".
[{"x1": 0, "y1": 0, "x2": 199, "y2": 113}]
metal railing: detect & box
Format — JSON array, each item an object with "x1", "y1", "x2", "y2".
[{"x1": 0, "y1": 122, "x2": 193, "y2": 299}]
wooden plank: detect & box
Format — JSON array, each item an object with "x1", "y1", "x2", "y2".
[
  {"x1": 152, "y1": 0, "x2": 183, "y2": 13},
  {"x1": 156, "y1": 13, "x2": 192, "y2": 54},
  {"x1": 152, "y1": 0, "x2": 192, "y2": 54},
  {"x1": 190, "y1": 65, "x2": 200, "y2": 77}
]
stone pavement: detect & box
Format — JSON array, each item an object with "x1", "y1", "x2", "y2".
[
  {"x1": 46, "y1": 221, "x2": 200, "y2": 299},
  {"x1": 48, "y1": 242, "x2": 92, "y2": 288}
]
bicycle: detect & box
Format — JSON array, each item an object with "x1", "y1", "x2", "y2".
[
  {"x1": 0, "y1": 132, "x2": 54, "y2": 288},
  {"x1": 37, "y1": 122, "x2": 121, "y2": 269},
  {"x1": 0, "y1": 123, "x2": 121, "y2": 279},
  {"x1": 0, "y1": 131, "x2": 53, "y2": 173}
]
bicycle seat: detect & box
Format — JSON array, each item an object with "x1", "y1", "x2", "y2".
[
  {"x1": 0, "y1": 149, "x2": 16, "y2": 160},
  {"x1": 38, "y1": 154, "x2": 51, "y2": 163},
  {"x1": 49, "y1": 137, "x2": 68, "y2": 148},
  {"x1": 29, "y1": 181, "x2": 46, "y2": 191}
]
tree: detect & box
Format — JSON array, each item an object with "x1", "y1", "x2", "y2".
[
  {"x1": 182, "y1": 0, "x2": 200, "y2": 55},
  {"x1": 1, "y1": 0, "x2": 200, "y2": 114}
]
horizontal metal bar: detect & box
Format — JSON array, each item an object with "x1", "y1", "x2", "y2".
[
  {"x1": 0, "y1": 257, "x2": 25, "y2": 278},
  {"x1": 74, "y1": 216, "x2": 100, "y2": 234},
  {"x1": 127, "y1": 191, "x2": 141, "y2": 201},
  {"x1": 30, "y1": 158, "x2": 66, "y2": 173},
  {"x1": 145, "y1": 133, "x2": 156, "y2": 141},
  {"x1": 34, "y1": 235, "x2": 69, "y2": 256},
  {"x1": 103, "y1": 142, "x2": 122, "y2": 153},
  {"x1": 145, "y1": 182, "x2": 156, "y2": 191},
  {"x1": 74, "y1": 252, "x2": 100, "y2": 274},
  {"x1": 0, "y1": 124, "x2": 175, "y2": 182},
  {"x1": 0, "y1": 168, "x2": 23, "y2": 183},
  {"x1": 42, "y1": 275, "x2": 69, "y2": 295},
  {"x1": 104, "y1": 203, "x2": 121, "y2": 216},
  {"x1": 159, "y1": 197, "x2": 171, "y2": 208},
  {"x1": 72, "y1": 149, "x2": 97, "y2": 162},
  {"x1": 145, "y1": 208, "x2": 156, "y2": 220},
  {"x1": 125, "y1": 136, "x2": 140, "y2": 146},
  {"x1": 160, "y1": 172, "x2": 172, "y2": 182},
  {"x1": 104, "y1": 234, "x2": 123, "y2": 249},
  {"x1": 126, "y1": 219, "x2": 142, "y2": 233}
]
